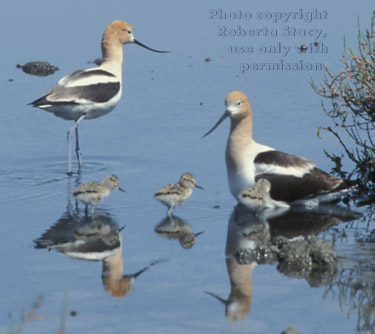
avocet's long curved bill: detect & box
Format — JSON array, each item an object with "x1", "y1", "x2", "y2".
[
  {"x1": 204, "y1": 291, "x2": 227, "y2": 305},
  {"x1": 202, "y1": 110, "x2": 229, "y2": 138},
  {"x1": 134, "y1": 39, "x2": 170, "y2": 53}
]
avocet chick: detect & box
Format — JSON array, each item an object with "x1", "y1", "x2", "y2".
[
  {"x1": 237, "y1": 179, "x2": 271, "y2": 211},
  {"x1": 155, "y1": 173, "x2": 203, "y2": 216},
  {"x1": 238, "y1": 178, "x2": 290, "y2": 216},
  {"x1": 74, "y1": 174, "x2": 125, "y2": 216}
]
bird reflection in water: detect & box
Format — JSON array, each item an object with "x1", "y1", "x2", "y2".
[
  {"x1": 205, "y1": 205, "x2": 260, "y2": 322},
  {"x1": 34, "y1": 212, "x2": 122, "y2": 260},
  {"x1": 154, "y1": 215, "x2": 204, "y2": 249},
  {"x1": 205, "y1": 203, "x2": 361, "y2": 321},
  {"x1": 102, "y1": 257, "x2": 165, "y2": 298},
  {"x1": 34, "y1": 211, "x2": 164, "y2": 298}
]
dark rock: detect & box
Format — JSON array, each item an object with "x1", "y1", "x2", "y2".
[
  {"x1": 299, "y1": 45, "x2": 308, "y2": 53},
  {"x1": 282, "y1": 327, "x2": 299, "y2": 334},
  {"x1": 274, "y1": 235, "x2": 336, "y2": 269},
  {"x1": 273, "y1": 235, "x2": 337, "y2": 286},
  {"x1": 17, "y1": 61, "x2": 59, "y2": 76},
  {"x1": 88, "y1": 58, "x2": 102, "y2": 66},
  {"x1": 234, "y1": 232, "x2": 337, "y2": 286}
]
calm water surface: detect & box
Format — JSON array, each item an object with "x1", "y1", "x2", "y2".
[{"x1": 1, "y1": 0, "x2": 374, "y2": 333}]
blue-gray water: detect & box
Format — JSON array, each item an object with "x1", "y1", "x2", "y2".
[{"x1": 1, "y1": 0, "x2": 374, "y2": 333}]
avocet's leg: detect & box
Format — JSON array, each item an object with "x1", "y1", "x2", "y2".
[
  {"x1": 67, "y1": 128, "x2": 73, "y2": 175},
  {"x1": 167, "y1": 207, "x2": 172, "y2": 217},
  {"x1": 75, "y1": 115, "x2": 86, "y2": 167},
  {"x1": 67, "y1": 115, "x2": 86, "y2": 174},
  {"x1": 75, "y1": 126, "x2": 82, "y2": 168}
]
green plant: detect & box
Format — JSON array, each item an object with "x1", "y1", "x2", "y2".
[{"x1": 311, "y1": 12, "x2": 375, "y2": 201}]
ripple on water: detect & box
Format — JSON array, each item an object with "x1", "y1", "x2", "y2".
[{"x1": 0, "y1": 160, "x2": 116, "y2": 202}]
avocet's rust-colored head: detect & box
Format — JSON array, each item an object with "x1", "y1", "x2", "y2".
[
  {"x1": 103, "y1": 20, "x2": 135, "y2": 45},
  {"x1": 202, "y1": 91, "x2": 252, "y2": 138},
  {"x1": 101, "y1": 20, "x2": 169, "y2": 60},
  {"x1": 225, "y1": 91, "x2": 252, "y2": 120}
]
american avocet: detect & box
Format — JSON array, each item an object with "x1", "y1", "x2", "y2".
[
  {"x1": 30, "y1": 20, "x2": 168, "y2": 174},
  {"x1": 74, "y1": 174, "x2": 125, "y2": 216},
  {"x1": 155, "y1": 173, "x2": 203, "y2": 216},
  {"x1": 203, "y1": 91, "x2": 355, "y2": 207}
]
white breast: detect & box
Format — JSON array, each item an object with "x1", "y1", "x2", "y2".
[{"x1": 227, "y1": 141, "x2": 274, "y2": 198}]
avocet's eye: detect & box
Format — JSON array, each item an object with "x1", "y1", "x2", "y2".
[
  {"x1": 127, "y1": 30, "x2": 132, "y2": 34},
  {"x1": 236, "y1": 100, "x2": 242, "y2": 106}
]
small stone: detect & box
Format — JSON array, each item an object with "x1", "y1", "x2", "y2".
[
  {"x1": 88, "y1": 58, "x2": 102, "y2": 66},
  {"x1": 282, "y1": 326, "x2": 298, "y2": 334},
  {"x1": 299, "y1": 45, "x2": 308, "y2": 53},
  {"x1": 17, "y1": 61, "x2": 59, "y2": 76}
]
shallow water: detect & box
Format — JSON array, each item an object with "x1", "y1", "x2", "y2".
[{"x1": 1, "y1": 0, "x2": 375, "y2": 333}]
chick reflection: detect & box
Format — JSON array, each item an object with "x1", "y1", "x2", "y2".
[
  {"x1": 34, "y1": 211, "x2": 164, "y2": 298},
  {"x1": 34, "y1": 212, "x2": 122, "y2": 260},
  {"x1": 154, "y1": 215, "x2": 204, "y2": 249},
  {"x1": 205, "y1": 205, "x2": 262, "y2": 322}
]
